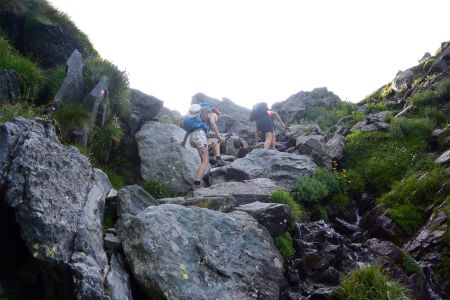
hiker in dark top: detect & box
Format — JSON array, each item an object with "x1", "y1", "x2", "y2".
[
  {"x1": 181, "y1": 103, "x2": 228, "y2": 189},
  {"x1": 250, "y1": 102, "x2": 286, "y2": 150}
]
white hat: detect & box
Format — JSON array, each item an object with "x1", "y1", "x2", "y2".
[{"x1": 187, "y1": 103, "x2": 201, "y2": 117}]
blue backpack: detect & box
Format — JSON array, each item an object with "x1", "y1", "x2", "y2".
[{"x1": 183, "y1": 102, "x2": 216, "y2": 133}]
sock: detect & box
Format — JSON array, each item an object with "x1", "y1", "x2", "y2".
[{"x1": 194, "y1": 181, "x2": 201, "y2": 186}]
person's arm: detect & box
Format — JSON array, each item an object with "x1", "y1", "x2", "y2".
[
  {"x1": 208, "y1": 113, "x2": 224, "y2": 143},
  {"x1": 272, "y1": 112, "x2": 286, "y2": 128},
  {"x1": 180, "y1": 132, "x2": 189, "y2": 147},
  {"x1": 255, "y1": 127, "x2": 259, "y2": 145}
]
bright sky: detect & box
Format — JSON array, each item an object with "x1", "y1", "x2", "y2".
[{"x1": 48, "y1": 0, "x2": 449, "y2": 113}]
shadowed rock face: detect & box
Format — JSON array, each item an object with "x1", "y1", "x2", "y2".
[
  {"x1": 118, "y1": 204, "x2": 285, "y2": 300},
  {"x1": 0, "y1": 117, "x2": 120, "y2": 299}
]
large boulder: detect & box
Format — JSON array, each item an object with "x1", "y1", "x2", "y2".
[
  {"x1": 130, "y1": 89, "x2": 164, "y2": 129},
  {"x1": 118, "y1": 204, "x2": 285, "y2": 300},
  {"x1": 193, "y1": 178, "x2": 280, "y2": 205},
  {"x1": 0, "y1": 69, "x2": 21, "y2": 103},
  {"x1": 391, "y1": 69, "x2": 414, "y2": 92},
  {"x1": 210, "y1": 149, "x2": 316, "y2": 189},
  {"x1": 54, "y1": 49, "x2": 84, "y2": 104},
  {"x1": 117, "y1": 184, "x2": 159, "y2": 217},
  {"x1": 136, "y1": 121, "x2": 200, "y2": 191},
  {"x1": 0, "y1": 117, "x2": 129, "y2": 299},
  {"x1": 192, "y1": 93, "x2": 255, "y2": 143},
  {"x1": 271, "y1": 88, "x2": 341, "y2": 125}
]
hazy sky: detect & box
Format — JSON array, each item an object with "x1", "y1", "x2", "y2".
[{"x1": 48, "y1": 0, "x2": 449, "y2": 113}]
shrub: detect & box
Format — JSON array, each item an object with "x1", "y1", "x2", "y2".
[
  {"x1": 84, "y1": 57, "x2": 131, "y2": 117},
  {"x1": 337, "y1": 265, "x2": 412, "y2": 300},
  {"x1": 141, "y1": 180, "x2": 182, "y2": 199},
  {"x1": 402, "y1": 253, "x2": 421, "y2": 275},
  {"x1": 292, "y1": 176, "x2": 328, "y2": 205},
  {"x1": 366, "y1": 102, "x2": 387, "y2": 114},
  {"x1": 52, "y1": 103, "x2": 90, "y2": 140},
  {"x1": 435, "y1": 248, "x2": 450, "y2": 282},
  {"x1": 89, "y1": 116, "x2": 123, "y2": 165},
  {"x1": 386, "y1": 204, "x2": 425, "y2": 236},
  {"x1": 313, "y1": 168, "x2": 341, "y2": 195},
  {"x1": 275, "y1": 232, "x2": 295, "y2": 261},
  {"x1": 338, "y1": 169, "x2": 364, "y2": 198},
  {"x1": 0, "y1": 36, "x2": 43, "y2": 101},
  {"x1": 269, "y1": 189, "x2": 304, "y2": 229},
  {"x1": 389, "y1": 117, "x2": 433, "y2": 141},
  {"x1": 329, "y1": 192, "x2": 350, "y2": 211},
  {"x1": 411, "y1": 90, "x2": 437, "y2": 107}
]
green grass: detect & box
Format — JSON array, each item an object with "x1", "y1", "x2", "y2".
[
  {"x1": 275, "y1": 232, "x2": 295, "y2": 261},
  {"x1": 337, "y1": 265, "x2": 412, "y2": 300},
  {"x1": 52, "y1": 103, "x2": 90, "y2": 140},
  {"x1": 435, "y1": 247, "x2": 450, "y2": 282},
  {"x1": 0, "y1": 102, "x2": 46, "y2": 123},
  {"x1": 269, "y1": 189, "x2": 304, "y2": 230},
  {"x1": 141, "y1": 180, "x2": 182, "y2": 199},
  {"x1": 0, "y1": 35, "x2": 43, "y2": 102},
  {"x1": 83, "y1": 56, "x2": 131, "y2": 118},
  {"x1": 402, "y1": 253, "x2": 421, "y2": 275}
]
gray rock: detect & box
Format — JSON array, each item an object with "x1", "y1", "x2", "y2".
[
  {"x1": 54, "y1": 49, "x2": 84, "y2": 104},
  {"x1": 117, "y1": 185, "x2": 159, "y2": 217},
  {"x1": 130, "y1": 89, "x2": 164, "y2": 126},
  {"x1": 271, "y1": 87, "x2": 341, "y2": 124},
  {"x1": 236, "y1": 201, "x2": 291, "y2": 237},
  {"x1": 158, "y1": 106, "x2": 182, "y2": 125},
  {"x1": 0, "y1": 69, "x2": 21, "y2": 103},
  {"x1": 104, "y1": 233, "x2": 121, "y2": 250},
  {"x1": 295, "y1": 135, "x2": 332, "y2": 169},
  {"x1": 193, "y1": 178, "x2": 281, "y2": 205},
  {"x1": 84, "y1": 75, "x2": 109, "y2": 129},
  {"x1": 105, "y1": 254, "x2": 133, "y2": 300},
  {"x1": 136, "y1": 122, "x2": 200, "y2": 191},
  {"x1": 210, "y1": 149, "x2": 316, "y2": 189},
  {"x1": 159, "y1": 195, "x2": 237, "y2": 212},
  {"x1": 0, "y1": 117, "x2": 110, "y2": 299},
  {"x1": 285, "y1": 124, "x2": 322, "y2": 140},
  {"x1": 192, "y1": 93, "x2": 255, "y2": 143},
  {"x1": 361, "y1": 206, "x2": 406, "y2": 242},
  {"x1": 435, "y1": 149, "x2": 450, "y2": 165},
  {"x1": 392, "y1": 69, "x2": 414, "y2": 91},
  {"x1": 325, "y1": 134, "x2": 346, "y2": 161},
  {"x1": 118, "y1": 204, "x2": 284, "y2": 300}
]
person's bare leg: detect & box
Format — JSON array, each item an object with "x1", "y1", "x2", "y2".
[
  {"x1": 196, "y1": 147, "x2": 209, "y2": 182},
  {"x1": 270, "y1": 132, "x2": 276, "y2": 149},
  {"x1": 208, "y1": 138, "x2": 220, "y2": 156},
  {"x1": 264, "y1": 132, "x2": 273, "y2": 149}
]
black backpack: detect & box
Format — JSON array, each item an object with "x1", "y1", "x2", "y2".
[{"x1": 249, "y1": 102, "x2": 269, "y2": 121}]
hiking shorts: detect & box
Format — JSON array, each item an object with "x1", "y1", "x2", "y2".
[
  {"x1": 189, "y1": 129, "x2": 208, "y2": 149},
  {"x1": 256, "y1": 114, "x2": 275, "y2": 135}
]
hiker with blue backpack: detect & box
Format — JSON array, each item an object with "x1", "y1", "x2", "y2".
[{"x1": 181, "y1": 103, "x2": 228, "y2": 189}]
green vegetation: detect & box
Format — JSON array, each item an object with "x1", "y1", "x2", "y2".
[
  {"x1": 141, "y1": 180, "x2": 182, "y2": 199},
  {"x1": 275, "y1": 232, "x2": 295, "y2": 261},
  {"x1": 0, "y1": 35, "x2": 43, "y2": 101},
  {"x1": 294, "y1": 101, "x2": 355, "y2": 130},
  {"x1": 84, "y1": 57, "x2": 131, "y2": 118},
  {"x1": 52, "y1": 103, "x2": 90, "y2": 140},
  {"x1": 37, "y1": 65, "x2": 65, "y2": 104},
  {"x1": 337, "y1": 265, "x2": 412, "y2": 300},
  {"x1": 0, "y1": 102, "x2": 46, "y2": 123},
  {"x1": 402, "y1": 253, "x2": 421, "y2": 275},
  {"x1": 269, "y1": 189, "x2": 304, "y2": 230}
]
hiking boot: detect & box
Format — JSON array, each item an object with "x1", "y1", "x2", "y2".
[{"x1": 215, "y1": 157, "x2": 229, "y2": 166}]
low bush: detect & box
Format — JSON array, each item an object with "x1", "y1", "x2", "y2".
[
  {"x1": 141, "y1": 180, "x2": 182, "y2": 199},
  {"x1": 269, "y1": 189, "x2": 304, "y2": 229},
  {"x1": 89, "y1": 116, "x2": 123, "y2": 165},
  {"x1": 435, "y1": 248, "x2": 450, "y2": 282},
  {"x1": 275, "y1": 232, "x2": 295, "y2": 261},
  {"x1": 387, "y1": 204, "x2": 425, "y2": 236},
  {"x1": 402, "y1": 253, "x2": 421, "y2": 275},
  {"x1": 337, "y1": 265, "x2": 412, "y2": 300},
  {"x1": 389, "y1": 117, "x2": 433, "y2": 141},
  {"x1": 52, "y1": 103, "x2": 90, "y2": 140},
  {"x1": 292, "y1": 176, "x2": 328, "y2": 205}
]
